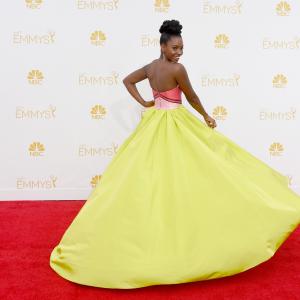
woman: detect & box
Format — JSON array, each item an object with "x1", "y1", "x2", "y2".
[
  {"x1": 50, "y1": 19, "x2": 300, "y2": 289},
  {"x1": 122, "y1": 20, "x2": 216, "y2": 129}
]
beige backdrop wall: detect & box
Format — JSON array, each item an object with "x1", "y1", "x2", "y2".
[{"x1": 1, "y1": 0, "x2": 299, "y2": 200}]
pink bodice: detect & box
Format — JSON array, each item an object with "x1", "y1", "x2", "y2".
[{"x1": 152, "y1": 85, "x2": 182, "y2": 109}]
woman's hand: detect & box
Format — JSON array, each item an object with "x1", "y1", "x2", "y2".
[
  {"x1": 143, "y1": 100, "x2": 155, "y2": 108},
  {"x1": 203, "y1": 114, "x2": 217, "y2": 129}
]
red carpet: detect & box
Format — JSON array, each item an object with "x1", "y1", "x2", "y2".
[{"x1": 0, "y1": 200, "x2": 300, "y2": 300}]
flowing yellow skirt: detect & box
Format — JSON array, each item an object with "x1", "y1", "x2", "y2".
[{"x1": 49, "y1": 104, "x2": 300, "y2": 289}]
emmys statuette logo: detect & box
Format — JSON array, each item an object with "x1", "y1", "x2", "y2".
[
  {"x1": 90, "y1": 104, "x2": 107, "y2": 119},
  {"x1": 276, "y1": 1, "x2": 291, "y2": 16},
  {"x1": 202, "y1": 1, "x2": 242, "y2": 15},
  {"x1": 16, "y1": 105, "x2": 57, "y2": 119},
  {"x1": 79, "y1": 72, "x2": 119, "y2": 86},
  {"x1": 90, "y1": 175, "x2": 102, "y2": 188},
  {"x1": 78, "y1": 143, "x2": 118, "y2": 157},
  {"x1": 29, "y1": 142, "x2": 45, "y2": 156},
  {"x1": 259, "y1": 107, "x2": 296, "y2": 121},
  {"x1": 201, "y1": 74, "x2": 240, "y2": 87},
  {"x1": 212, "y1": 106, "x2": 228, "y2": 120},
  {"x1": 214, "y1": 34, "x2": 230, "y2": 48},
  {"x1": 90, "y1": 30, "x2": 106, "y2": 46},
  {"x1": 27, "y1": 70, "x2": 44, "y2": 85},
  {"x1": 77, "y1": 0, "x2": 119, "y2": 10},
  {"x1": 25, "y1": 0, "x2": 43, "y2": 9},
  {"x1": 16, "y1": 176, "x2": 57, "y2": 189},
  {"x1": 154, "y1": 0, "x2": 170, "y2": 12},
  {"x1": 141, "y1": 35, "x2": 159, "y2": 47},
  {"x1": 272, "y1": 74, "x2": 287, "y2": 88},
  {"x1": 269, "y1": 142, "x2": 284, "y2": 156}
]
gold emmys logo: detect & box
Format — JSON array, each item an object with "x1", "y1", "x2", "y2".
[
  {"x1": 269, "y1": 142, "x2": 284, "y2": 156},
  {"x1": 90, "y1": 175, "x2": 102, "y2": 188},
  {"x1": 13, "y1": 31, "x2": 55, "y2": 45},
  {"x1": 77, "y1": 0, "x2": 120, "y2": 10},
  {"x1": 16, "y1": 105, "x2": 56, "y2": 119},
  {"x1": 27, "y1": 70, "x2": 44, "y2": 85},
  {"x1": 141, "y1": 35, "x2": 159, "y2": 47},
  {"x1": 212, "y1": 106, "x2": 228, "y2": 120},
  {"x1": 90, "y1": 30, "x2": 106, "y2": 46},
  {"x1": 154, "y1": 0, "x2": 170, "y2": 12},
  {"x1": 276, "y1": 1, "x2": 291, "y2": 16},
  {"x1": 263, "y1": 37, "x2": 300, "y2": 49},
  {"x1": 29, "y1": 141, "x2": 45, "y2": 156},
  {"x1": 16, "y1": 176, "x2": 57, "y2": 189},
  {"x1": 214, "y1": 34, "x2": 230, "y2": 48},
  {"x1": 90, "y1": 104, "x2": 107, "y2": 119},
  {"x1": 79, "y1": 72, "x2": 119, "y2": 86},
  {"x1": 201, "y1": 74, "x2": 240, "y2": 87},
  {"x1": 25, "y1": 0, "x2": 43, "y2": 9},
  {"x1": 259, "y1": 107, "x2": 296, "y2": 121},
  {"x1": 78, "y1": 143, "x2": 118, "y2": 157},
  {"x1": 272, "y1": 74, "x2": 287, "y2": 88},
  {"x1": 203, "y1": 1, "x2": 242, "y2": 15}
]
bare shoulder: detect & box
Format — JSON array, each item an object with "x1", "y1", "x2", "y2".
[
  {"x1": 173, "y1": 62, "x2": 187, "y2": 74},
  {"x1": 173, "y1": 62, "x2": 189, "y2": 82},
  {"x1": 143, "y1": 59, "x2": 156, "y2": 71},
  {"x1": 148, "y1": 59, "x2": 158, "y2": 66},
  {"x1": 143, "y1": 60, "x2": 183, "y2": 77},
  {"x1": 173, "y1": 63, "x2": 197, "y2": 102}
]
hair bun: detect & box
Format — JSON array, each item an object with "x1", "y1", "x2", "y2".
[{"x1": 159, "y1": 19, "x2": 182, "y2": 35}]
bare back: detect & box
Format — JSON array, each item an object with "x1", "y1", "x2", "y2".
[
  {"x1": 145, "y1": 59, "x2": 178, "y2": 93},
  {"x1": 123, "y1": 58, "x2": 209, "y2": 118},
  {"x1": 123, "y1": 58, "x2": 198, "y2": 104}
]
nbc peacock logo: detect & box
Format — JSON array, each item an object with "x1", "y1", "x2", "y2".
[
  {"x1": 276, "y1": 1, "x2": 291, "y2": 16},
  {"x1": 28, "y1": 141, "x2": 45, "y2": 156},
  {"x1": 90, "y1": 104, "x2": 107, "y2": 119},
  {"x1": 25, "y1": 0, "x2": 43, "y2": 9},
  {"x1": 214, "y1": 34, "x2": 230, "y2": 48},
  {"x1": 27, "y1": 70, "x2": 44, "y2": 85},
  {"x1": 154, "y1": 0, "x2": 170, "y2": 12},
  {"x1": 212, "y1": 106, "x2": 228, "y2": 120},
  {"x1": 90, "y1": 175, "x2": 102, "y2": 188},
  {"x1": 90, "y1": 30, "x2": 106, "y2": 46},
  {"x1": 269, "y1": 142, "x2": 284, "y2": 156},
  {"x1": 272, "y1": 74, "x2": 287, "y2": 88}
]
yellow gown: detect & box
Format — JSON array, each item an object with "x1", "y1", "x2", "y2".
[{"x1": 49, "y1": 84, "x2": 300, "y2": 289}]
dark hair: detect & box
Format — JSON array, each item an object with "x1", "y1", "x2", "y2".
[{"x1": 159, "y1": 19, "x2": 182, "y2": 45}]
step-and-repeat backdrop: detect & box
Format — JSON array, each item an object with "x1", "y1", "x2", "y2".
[{"x1": 1, "y1": 0, "x2": 299, "y2": 200}]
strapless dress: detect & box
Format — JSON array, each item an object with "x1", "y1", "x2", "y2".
[
  {"x1": 152, "y1": 84, "x2": 182, "y2": 109},
  {"x1": 49, "y1": 81, "x2": 300, "y2": 289}
]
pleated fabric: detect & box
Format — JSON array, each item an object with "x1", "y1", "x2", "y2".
[{"x1": 50, "y1": 104, "x2": 300, "y2": 289}]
